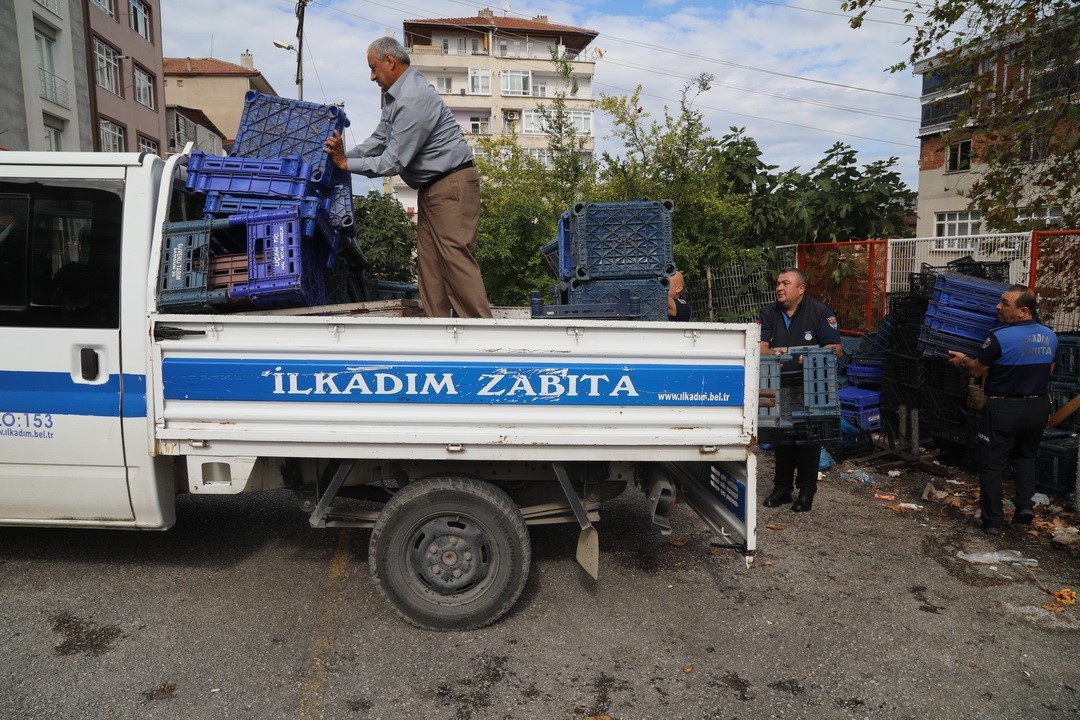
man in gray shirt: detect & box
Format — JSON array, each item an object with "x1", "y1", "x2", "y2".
[{"x1": 325, "y1": 36, "x2": 492, "y2": 318}]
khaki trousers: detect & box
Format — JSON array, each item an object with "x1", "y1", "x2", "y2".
[{"x1": 416, "y1": 166, "x2": 492, "y2": 318}]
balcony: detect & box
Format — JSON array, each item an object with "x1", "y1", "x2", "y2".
[
  {"x1": 34, "y1": 0, "x2": 62, "y2": 15},
  {"x1": 39, "y1": 67, "x2": 69, "y2": 107}
]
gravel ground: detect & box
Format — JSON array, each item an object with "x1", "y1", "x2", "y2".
[{"x1": 1, "y1": 450, "x2": 1078, "y2": 720}]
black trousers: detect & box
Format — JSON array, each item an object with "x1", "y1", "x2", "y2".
[
  {"x1": 976, "y1": 396, "x2": 1049, "y2": 528},
  {"x1": 773, "y1": 444, "x2": 820, "y2": 496}
]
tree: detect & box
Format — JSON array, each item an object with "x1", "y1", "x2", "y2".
[
  {"x1": 352, "y1": 190, "x2": 416, "y2": 282},
  {"x1": 766, "y1": 142, "x2": 916, "y2": 245},
  {"x1": 842, "y1": 0, "x2": 1080, "y2": 229},
  {"x1": 596, "y1": 77, "x2": 751, "y2": 278}
]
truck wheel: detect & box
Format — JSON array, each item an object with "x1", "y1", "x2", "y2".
[{"x1": 369, "y1": 477, "x2": 531, "y2": 630}]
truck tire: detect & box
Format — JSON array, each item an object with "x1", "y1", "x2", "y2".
[{"x1": 369, "y1": 476, "x2": 531, "y2": 630}]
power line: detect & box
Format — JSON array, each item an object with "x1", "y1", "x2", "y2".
[{"x1": 748, "y1": 0, "x2": 912, "y2": 26}]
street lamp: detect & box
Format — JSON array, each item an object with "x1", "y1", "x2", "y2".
[{"x1": 272, "y1": 40, "x2": 302, "y2": 100}]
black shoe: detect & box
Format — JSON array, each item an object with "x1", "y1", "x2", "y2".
[
  {"x1": 1014, "y1": 509, "x2": 1035, "y2": 525},
  {"x1": 982, "y1": 525, "x2": 1003, "y2": 535},
  {"x1": 763, "y1": 488, "x2": 793, "y2": 508},
  {"x1": 791, "y1": 493, "x2": 814, "y2": 512}
]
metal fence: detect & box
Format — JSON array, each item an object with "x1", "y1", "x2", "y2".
[
  {"x1": 886, "y1": 233, "x2": 1030, "y2": 294},
  {"x1": 1030, "y1": 230, "x2": 1080, "y2": 333},
  {"x1": 686, "y1": 245, "x2": 795, "y2": 322},
  {"x1": 797, "y1": 240, "x2": 888, "y2": 335}
]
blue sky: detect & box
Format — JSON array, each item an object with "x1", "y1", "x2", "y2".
[{"x1": 158, "y1": 0, "x2": 923, "y2": 190}]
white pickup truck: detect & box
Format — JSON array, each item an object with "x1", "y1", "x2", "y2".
[{"x1": 0, "y1": 149, "x2": 760, "y2": 629}]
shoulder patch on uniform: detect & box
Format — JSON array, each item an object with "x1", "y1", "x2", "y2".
[
  {"x1": 982, "y1": 336, "x2": 992, "y2": 348},
  {"x1": 827, "y1": 315, "x2": 838, "y2": 330}
]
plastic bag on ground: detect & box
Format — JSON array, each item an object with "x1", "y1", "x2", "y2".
[{"x1": 956, "y1": 550, "x2": 1038, "y2": 566}]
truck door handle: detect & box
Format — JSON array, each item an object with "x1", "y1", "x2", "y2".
[
  {"x1": 80, "y1": 347, "x2": 100, "y2": 381},
  {"x1": 154, "y1": 325, "x2": 207, "y2": 340}
]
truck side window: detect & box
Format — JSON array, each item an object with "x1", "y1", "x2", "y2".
[{"x1": 0, "y1": 180, "x2": 123, "y2": 329}]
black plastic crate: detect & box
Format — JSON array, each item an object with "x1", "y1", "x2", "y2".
[
  {"x1": 833, "y1": 430, "x2": 876, "y2": 460},
  {"x1": 887, "y1": 293, "x2": 930, "y2": 324},
  {"x1": 917, "y1": 326, "x2": 986, "y2": 359},
  {"x1": 1036, "y1": 433, "x2": 1079, "y2": 496},
  {"x1": 920, "y1": 356, "x2": 971, "y2": 397},
  {"x1": 919, "y1": 388, "x2": 970, "y2": 425},
  {"x1": 887, "y1": 323, "x2": 922, "y2": 356},
  {"x1": 1048, "y1": 381, "x2": 1080, "y2": 432},
  {"x1": 157, "y1": 217, "x2": 248, "y2": 311},
  {"x1": 885, "y1": 351, "x2": 923, "y2": 389},
  {"x1": 529, "y1": 289, "x2": 642, "y2": 319},
  {"x1": 882, "y1": 382, "x2": 920, "y2": 412},
  {"x1": 1054, "y1": 333, "x2": 1080, "y2": 383}
]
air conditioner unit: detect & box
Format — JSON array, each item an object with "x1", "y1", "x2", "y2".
[{"x1": 506, "y1": 111, "x2": 520, "y2": 120}]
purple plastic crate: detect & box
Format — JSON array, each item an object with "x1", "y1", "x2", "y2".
[
  {"x1": 187, "y1": 165, "x2": 316, "y2": 199},
  {"x1": 229, "y1": 207, "x2": 330, "y2": 309},
  {"x1": 232, "y1": 92, "x2": 350, "y2": 188},
  {"x1": 204, "y1": 192, "x2": 337, "y2": 250}
]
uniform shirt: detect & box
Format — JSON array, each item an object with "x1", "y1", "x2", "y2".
[
  {"x1": 345, "y1": 66, "x2": 474, "y2": 189},
  {"x1": 976, "y1": 319, "x2": 1058, "y2": 397},
  {"x1": 759, "y1": 296, "x2": 842, "y2": 350},
  {"x1": 670, "y1": 296, "x2": 692, "y2": 322}
]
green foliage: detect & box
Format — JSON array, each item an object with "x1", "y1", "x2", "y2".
[
  {"x1": 352, "y1": 190, "x2": 416, "y2": 281},
  {"x1": 841, "y1": 0, "x2": 1080, "y2": 229}
]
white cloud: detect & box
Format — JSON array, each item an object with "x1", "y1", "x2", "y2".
[{"x1": 159, "y1": 0, "x2": 922, "y2": 187}]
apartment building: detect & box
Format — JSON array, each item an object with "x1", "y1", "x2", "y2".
[
  {"x1": 165, "y1": 105, "x2": 226, "y2": 156},
  {"x1": 3, "y1": 0, "x2": 95, "y2": 151},
  {"x1": 87, "y1": 0, "x2": 167, "y2": 154},
  {"x1": 395, "y1": 8, "x2": 599, "y2": 212},
  {"x1": 914, "y1": 35, "x2": 1072, "y2": 240},
  {"x1": 163, "y1": 54, "x2": 277, "y2": 148}
]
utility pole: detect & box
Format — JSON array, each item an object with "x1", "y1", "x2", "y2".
[{"x1": 294, "y1": 0, "x2": 309, "y2": 100}]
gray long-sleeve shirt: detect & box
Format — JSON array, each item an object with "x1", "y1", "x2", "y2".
[{"x1": 345, "y1": 66, "x2": 474, "y2": 190}]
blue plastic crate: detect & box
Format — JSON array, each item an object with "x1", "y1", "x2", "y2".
[
  {"x1": 846, "y1": 364, "x2": 884, "y2": 386},
  {"x1": 930, "y1": 287, "x2": 1000, "y2": 315},
  {"x1": 186, "y1": 158, "x2": 317, "y2": 199},
  {"x1": 157, "y1": 218, "x2": 247, "y2": 311},
  {"x1": 203, "y1": 192, "x2": 336, "y2": 250},
  {"x1": 188, "y1": 151, "x2": 312, "y2": 182},
  {"x1": 567, "y1": 276, "x2": 669, "y2": 321},
  {"x1": 933, "y1": 272, "x2": 1009, "y2": 306},
  {"x1": 568, "y1": 200, "x2": 675, "y2": 280},
  {"x1": 917, "y1": 326, "x2": 985, "y2": 359},
  {"x1": 232, "y1": 92, "x2": 350, "y2": 187},
  {"x1": 229, "y1": 207, "x2": 330, "y2": 309},
  {"x1": 325, "y1": 168, "x2": 355, "y2": 236},
  {"x1": 539, "y1": 211, "x2": 572, "y2": 279},
  {"x1": 841, "y1": 406, "x2": 881, "y2": 431},
  {"x1": 839, "y1": 387, "x2": 881, "y2": 409},
  {"x1": 924, "y1": 302, "x2": 1000, "y2": 342}
]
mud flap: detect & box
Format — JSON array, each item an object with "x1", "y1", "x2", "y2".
[{"x1": 659, "y1": 456, "x2": 757, "y2": 566}]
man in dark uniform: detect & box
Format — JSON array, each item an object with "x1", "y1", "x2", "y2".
[
  {"x1": 759, "y1": 268, "x2": 842, "y2": 512},
  {"x1": 668, "y1": 270, "x2": 692, "y2": 321},
  {"x1": 948, "y1": 284, "x2": 1057, "y2": 535}
]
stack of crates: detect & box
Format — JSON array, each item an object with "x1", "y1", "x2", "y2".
[
  {"x1": 759, "y1": 347, "x2": 842, "y2": 450},
  {"x1": 846, "y1": 318, "x2": 888, "y2": 388},
  {"x1": 159, "y1": 93, "x2": 361, "y2": 313},
  {"x1": 839, "y1": 387, "x2": 881, "y2": 431},
  {"x1": 535, "y1": 200, "x2": 676, "y2": 320},
  {"x1": 917, "y1": 272, "x2": 1006, "y2": 358},
  {"x1": 1049, "y1": 333, "x2": 1080, "y2": 433}
]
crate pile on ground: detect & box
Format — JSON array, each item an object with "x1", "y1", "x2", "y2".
[
  {"x1": 759, "y1": 347, "x2": 842, "y2": 451},
  {"x1": 532, "y1": 200, "x2": 676, "y2": 320},
  {"x1": 159, "y1": 92, "x2": 364, "y2": 312},
  {"x1": 1038, "y1": 333, "x2": 1080, "y2": 496}
]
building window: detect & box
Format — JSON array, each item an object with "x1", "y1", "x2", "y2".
[
  {"x1": 934, "y1": 211, "x2": 982, "y2": 245},
  {"x1": 469, "y1": 116, "x2": 489, "y2": 135},
  {"x1": 501, "y1": 70, "x2": 531, "y2": 96},
  {"x1": 1015, "y1": 206, "x2": 1064, "y2": 227},
  {"x1": 100, "y1": 119, "x2": 126, "y2": 152},
  {"x1": 36, "y1": 32, "x2": 68, "y2": 106},
  {"x1": 527, "y1": 148, "x2": 550, "y2": 167},
  {"x1": 468, "y1": 68, "x2": 490, "y2": 95},
  {"x1": 457, "y1": 38, "x2": 465, "y2": 55},
  {"x1": 520, "y1": 109, "x2": 543, "y2": 135},
  {"x1": 471, "y1": 38, "x2": 480, "y2": 54},
  {"x1": 436, "y1": 76, "x2": 453, "y2": 93},
  {"x1": 442, "y1": 38, "x2": 449, "y2": 54},
  {"x1": 946, "y1": 139, "x2": 971, "y2": 172},
  {"x1": 129, "y1": 0, "x2": 151, "y2": 40},
  {"x1": 134, "y1": 66, "x2": 155, "y2": 108},
  {"x1": 532, "y1": 80, "x2": 547, "y2": 97},
  {"x1": 90, "y1": 0, "x2": 114, "y2": 16},
  {"x1": 94, "y1": 38, "x2": 121, "y2": 95},
  {"x1": 567, "y1": 110, "x2": 593, "y2": 136},
  {"x1": 43, "y1": 123, "x2": 62, "y2": 152},
  {"x1": 137, "y1": 136, "x2": 159, "y2": 155}
]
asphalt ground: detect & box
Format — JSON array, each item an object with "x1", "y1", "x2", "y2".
[{"x1": 1, "y1": 452, "x2": 1078, "y2": 720}]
